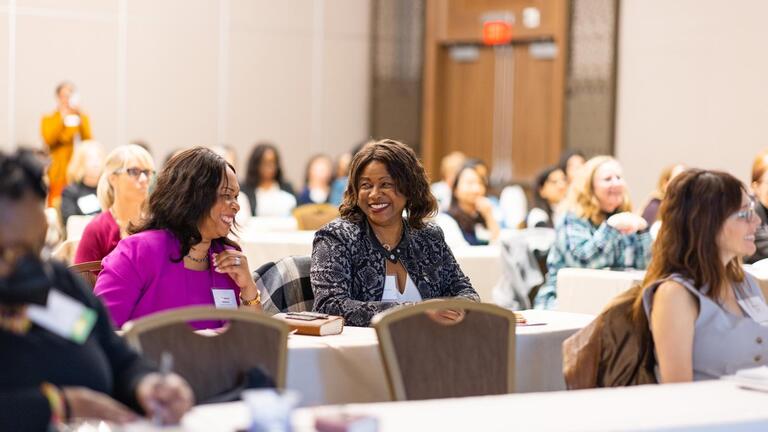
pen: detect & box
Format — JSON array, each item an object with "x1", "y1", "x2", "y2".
[{"x1": 153, "y1": 351, "x2": 174, "y2": 426}]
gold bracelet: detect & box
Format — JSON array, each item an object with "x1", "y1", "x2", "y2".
[{"x1": 240, "y1": 289, "x2": 261, "y2": 306}]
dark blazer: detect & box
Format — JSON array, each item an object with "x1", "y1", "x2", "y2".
[
  {"x1": 311, "y1": 217, "x2": 480, "y2": 326},
  {"x1": 745, "y1": 201, "x2": 768, "y2": 264}
]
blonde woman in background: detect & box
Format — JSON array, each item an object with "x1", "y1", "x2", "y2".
[
  {"x1": 74, "y1": 144, "x2": 154, "y2": 264},
  {"x1": 60, "y1": 140, "x2": 104, "y2": 226},
  {"x1": 535, "y1": 156, "x2": 652, "y2": 309},
  {"x1": 640, "y1": 163, "x2": 686, "y2": 226}
]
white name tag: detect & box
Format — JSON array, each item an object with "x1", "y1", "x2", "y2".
[
  {"x1": 27, "y1": 289, "x2": 97, "y2": 344},
  {"x1": 739, "y1": 296, "x2": 768, "y2": 326},
  {"x1": 77, "y1": 193, "x2": 101, "y2": 215},
  {"x1": 212, "y1": 288, "x2": 238, "y2": 309}
]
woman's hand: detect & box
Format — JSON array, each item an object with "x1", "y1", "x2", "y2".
[
  {"x1": 136, "y1": 373, "x2": 194, "y2": 425},
  {"x1": 607, "y1": 212, "x2": 648, "y2": 235},
  {"x1": 213, "y1": 250, "x2": 262, "y2": 309},
  {"x1": 424, "y1": 308, "x2": 466, "y2": 325},
  {"x1": 212, "y1": 250, "x2": 253, "y2": 290},
  {"x1": 475, "y1": 196, "x2": 495, "y2": 218},
  {"x1": 62, "y1": 386, "x2": 138, "y2": 424}
]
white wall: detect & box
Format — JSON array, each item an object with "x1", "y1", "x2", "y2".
[
  {"x1": 615, "y1": 0, "x2": 768, "y2": 207},
  {"x1": 0, "y1": 0, "x2": 371, "y2": 188}
]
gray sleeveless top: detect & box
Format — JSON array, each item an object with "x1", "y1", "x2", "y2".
[{"x1": 643, "y1": 273, "x2": 768, "y2": 380}]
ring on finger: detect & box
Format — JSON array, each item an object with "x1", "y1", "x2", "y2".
[{"x1": 233, "y1": 256, "x2": 241, "y2": 266}]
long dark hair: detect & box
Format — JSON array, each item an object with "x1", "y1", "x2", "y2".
[
  {"x1": 533, "y1": 166, "x2": 563, "y2": 219},
  {"x1": 339, "y1": 139, "x2": 437, "y2": 230},
  {"x1": 447, "y1": 160, "x2": 489, "y2": 234},
  {"x1": 638, "y1": 169, "x2": 746, "y2": 312},
  {"x1": 131, "y1": 147, "x2": 239, "y2": 262},
  {"x1": 244, "y1": 142, "x2": 285, "y2": 189}
]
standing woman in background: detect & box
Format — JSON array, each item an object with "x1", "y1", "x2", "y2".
[
  {"x1": 60, "y1": 140, "x2": 104, "y2": 226},
  {"x1": 74, "y1": 144, "x2": 154, "y2": 264},
  {"x1": 535, "y1": 156, "x2": 652, "y2": 309},
  {"x1": 241, "y1": 142, "x2": 296, "y2": 217},
  {"x1": 41, "y1": 82, "x2": 92, "y2": 208}
]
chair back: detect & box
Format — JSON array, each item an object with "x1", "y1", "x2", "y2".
[
  {"x1": 122, "y1": 306, "x2": 289, "y2": 403},
  {"x1": 53, "y1": 239, "x2": 80, "y2": 265},
  {"x1": 292, "y1": 203, "x2": 339, "y2": 230},
  {"x1": 372, "y1": 300, "x2": 516, "y2": 401},
  {"x1": 66, "y1": 214, "x2": 95, "y2": 240},
  {"x1": 68, "y1": 260, "x2": 102, "y2": 289},
  {"x1": 253, "y1": 256, "x2": 313, "y2": 314}
]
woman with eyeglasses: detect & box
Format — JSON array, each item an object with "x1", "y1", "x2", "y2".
[
  {"x1": 74, "y1": 144, "x2": 154, "y2": 264},
  {"x1": 637, "y1": 169, "x2": 766, "y2": 382},
  {"x1": 745, "y1": 150, "x2": 768, "y2": 263},
  {"x1": 94, "y1": 147, "x2": 261, "y2": 329}
]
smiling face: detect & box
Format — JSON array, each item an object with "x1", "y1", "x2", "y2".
[
  {"x1": 454, "y1": 167, "x2": 487, "y2": 210},
  {"x1": 357, "y1": 160, "x2": 406, "y2": 230},
  {"x1": 198, "y1": 166, "x2": 241, "y2": 240},
  {"x1": 716, "y1": 193, "x2": 760, "y2": 263},
  {"x1": 540, "y1": 168, "x2": 568, "y2": 205},
  {"x1": 592, "y1": 160, "x2": 626, "y2": 213}
]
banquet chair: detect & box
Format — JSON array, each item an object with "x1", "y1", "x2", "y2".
[
  {"x1": 253, "y1": 255, "x2": 314, "y2": 314},
  {"x1": 292, "y1": 203, "x2": 339, "y2": 230},
  {"x1": 68, "y1": 260, "x2": 102, "y2": 289},
  {"x1": 122, "y1": 306, "x2": 289, "y2": 404},
  {"x1": 372, "y1": 300, "x2": 516, "y2": 401}
]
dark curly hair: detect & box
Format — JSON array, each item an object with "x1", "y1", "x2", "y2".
[
  {"x1": 339, "y1": 139, "x2": 437, "y2": 229},
  {"x1": 0, "y1": 149, "x2": 47, "y2": 201},
  {"x1": 131, "y1": 147, "x2": 239, "y2": 262}
]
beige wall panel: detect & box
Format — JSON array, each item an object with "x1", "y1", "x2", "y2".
[
  {"x1": 0, "y1": 11, "x2": 9, "y2": 150},
  {"x1": 321, "y1": 0, "x2": 371, "y2": 154},
  {"x1": 229, "y1": 0, "x2": 316, "y2": 188},
  {"x1": 227, "y1": 31, "x2": 313, "y2": 189},
  {"x1": 616, "y1": 0, "x2": 768, "y2": 208},
  {"x1": 320, "y1": 37, "x2": 370, "y2": 160},
  {"x1": 230, "y1": 0, "x2": 313, "y2": 35},
  {"x1": 17, "y1": 0, "x2": 116, "y2": 14},
  {"x1": 14, "y1": 13, "x2": 118, "y2": 150},
  {"x1": 125, "y1": 0, "x2": 219, "y2": 161}
]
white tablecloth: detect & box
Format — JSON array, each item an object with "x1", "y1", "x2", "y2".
[
  {"x1": 285, "y1": 310, "x2": 593, "y2": 407},
  {"x1": 450, "y1": 245, "x2": 501, "y2": 302},
  {"x1": 555, "y1": 268, "x2": 645, "y2": 315},
  {"x1": 180, "y1": 380, "x2": 768, "y2": 432}
]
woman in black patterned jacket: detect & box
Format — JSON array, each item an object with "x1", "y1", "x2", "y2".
[{"x1": 311, "y1": 139, "x2": 480, "y2": 326}]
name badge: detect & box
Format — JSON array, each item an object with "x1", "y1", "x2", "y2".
[
  {"x1": 77, "y1": 194, "x2": 101, "y2": 215},
  {"x1": 738, "y1": 296, "x2": 768, "y2": 326},
  {"x1": 381, "y1": 276, "x2": 399, "y2": 302},
  {"x1": 212, "y1": 288, "x2": 238, "y2": 309},
  {"x1": 27, "y1": 289, "x2": 97, "y2": 344}
]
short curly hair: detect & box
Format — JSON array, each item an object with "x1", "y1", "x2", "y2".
[{"x1": 339, "y1": 139, "x2": 437, "y2": 229}]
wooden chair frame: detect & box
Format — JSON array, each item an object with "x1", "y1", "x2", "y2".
[
  {"x1": 122, "y1": 306, "x2": 290, "y2": 389},
  {"x1": 372, "y1": 299, "x2": 517, "y2": 401}
]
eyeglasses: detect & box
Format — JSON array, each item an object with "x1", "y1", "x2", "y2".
[
  {"x1": 117, "y1": 167, "x2": 154, "y2": 179},
  {"x1": 733, "y1": 199, "x2": 756, "y2": 223}
]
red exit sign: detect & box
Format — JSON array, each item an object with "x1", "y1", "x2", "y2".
[{"x1": 482, "y1": 20, "x2": 513, "y2": 45}]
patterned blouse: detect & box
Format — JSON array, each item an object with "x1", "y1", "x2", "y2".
[
  {"x1": 534, "y1": 211, "x2": 653, "y2": 309},
  {"x1": 311, "y1": 217, "x2": 480, "y2": 326}
]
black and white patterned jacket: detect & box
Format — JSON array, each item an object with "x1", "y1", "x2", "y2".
[{"x1": 311, "y1": 217, "x2": 480, "y2": 326}]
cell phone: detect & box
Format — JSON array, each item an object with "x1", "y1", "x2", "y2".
[{"x1": 286, "y1": 311, "x2": 329, "y2": 320}]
